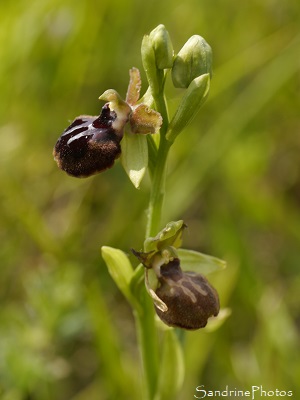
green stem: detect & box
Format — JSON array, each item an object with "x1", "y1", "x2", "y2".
[
  {"x1": 146, "y1": 78, "x2": 172, "y2": 237},
  {"x1": 135, "y1": 73, "x2": 172, "y2": 400},
  {"x1": 146, "y1": 137, "x2": 171, "y2": 237},
  {"x1": 134, "y1": 289, "x2": 159, "y2": 400}
]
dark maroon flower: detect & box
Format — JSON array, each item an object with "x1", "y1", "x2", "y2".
[{"x1": 53, "y1": 104, "x2": 122, "y2": 178}]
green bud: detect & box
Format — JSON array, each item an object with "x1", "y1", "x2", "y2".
[
  {"x1": 172, "y1": 35, "x2": 212, "y2": 89},
  {"x1": 149, "y1": 24, "x2": 174, "y2": 69},
  {"x1": 141, "y1": 34, "x2": 161, "y2": 95},
  {"x1": 166, "y1": 73, "x2": 210, "y2": 142}
]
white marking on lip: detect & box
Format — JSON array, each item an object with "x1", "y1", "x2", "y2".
[{"x1": 67, "y1": 124, "x2": 92, "y2": 145}]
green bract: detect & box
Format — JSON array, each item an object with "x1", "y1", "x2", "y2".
[
  {"x1": 167, "y1": 73, "x2": 210, "y2": 142},
  {"x1": 101, "y1": 246, "x2": 137, "y2": 308}
]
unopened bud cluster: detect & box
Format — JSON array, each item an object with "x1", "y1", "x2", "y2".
[
  {"x1": 142, "y1": 25, "x2": 213, "y2": 142},
  {"x1": 144, "y1": 24, "x2": 212, "y2": 87}
]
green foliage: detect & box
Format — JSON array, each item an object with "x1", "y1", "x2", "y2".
[
  {"x1": 1, "y1": 0, "x2": 300, "y2": 399},
  {"x1": 177, "y1": 248, "x2": 226, "y2": 275},
  {"x1": 101, "y1": 246, "x2": 135, "y2": 307},
  {"x1": 154, "y1": 329, "x2": 184, "y2": 400}
]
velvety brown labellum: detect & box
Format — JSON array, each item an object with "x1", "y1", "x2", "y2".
[
  {"x1": 53, "y1": 104, "x2": 121, "y2": 177},
  {"x1": 155, "y1": 258, "x2": 220, "y2": 330}
]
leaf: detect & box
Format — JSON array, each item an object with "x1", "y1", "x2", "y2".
[
  {"x1": 177, "y1": 248, "x2": 226, "y2": 275},
  {"x1": 101, "y1": 246, "x2": 136, "y2": 307},
  {"x1": 154, "y1": 329, "x2": 185, "y2": 400},
  {"x1": 120, "y1": 131, "x2": 148, "y2": 188}
]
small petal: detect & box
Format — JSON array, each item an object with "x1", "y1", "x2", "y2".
[
  {"x1": 130, "y1": 104, "x2": 162, "y2": 134},
  {"x1": 126, "y1": 67, "x2": 142, "y2": 106}
]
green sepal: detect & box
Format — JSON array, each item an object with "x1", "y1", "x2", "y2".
[
  {"x1": 166, "y1": 73, "x2": 210, "y2": 142},
  {"x1": 177, "y1": 248, "x2": 226, "y2": 275},
  {"x1": 154, "y1": 329, "x2": 185, "y2": 400},
  {"x1": 144, "y1": 220, "x2": 186, "y2": 253},
  {"x1": 101, "y1": 246, "x2": 137, "y2": 307},
  {"x1": 120, "y1": 131, "x2": 148, "y2": 189},
  {"x1": 139, "y1": 86, "x2": 155, "y2": 108}
]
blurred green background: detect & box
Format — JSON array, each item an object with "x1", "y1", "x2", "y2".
[{"x1": 1, "y1": 0, "x2": 300, "y2": 399}]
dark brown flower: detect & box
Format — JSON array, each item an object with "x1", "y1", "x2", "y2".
[{"x1": 155, "y1": 258, "x2": 220, "y2": 330}]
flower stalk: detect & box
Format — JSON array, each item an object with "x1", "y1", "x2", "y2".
[
  {"x1": 53, "y1": 24, "x2": 225, "y2": 400},
  {"x1": 137, "y1": 43, "x2": 172, "y2": 397}
]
